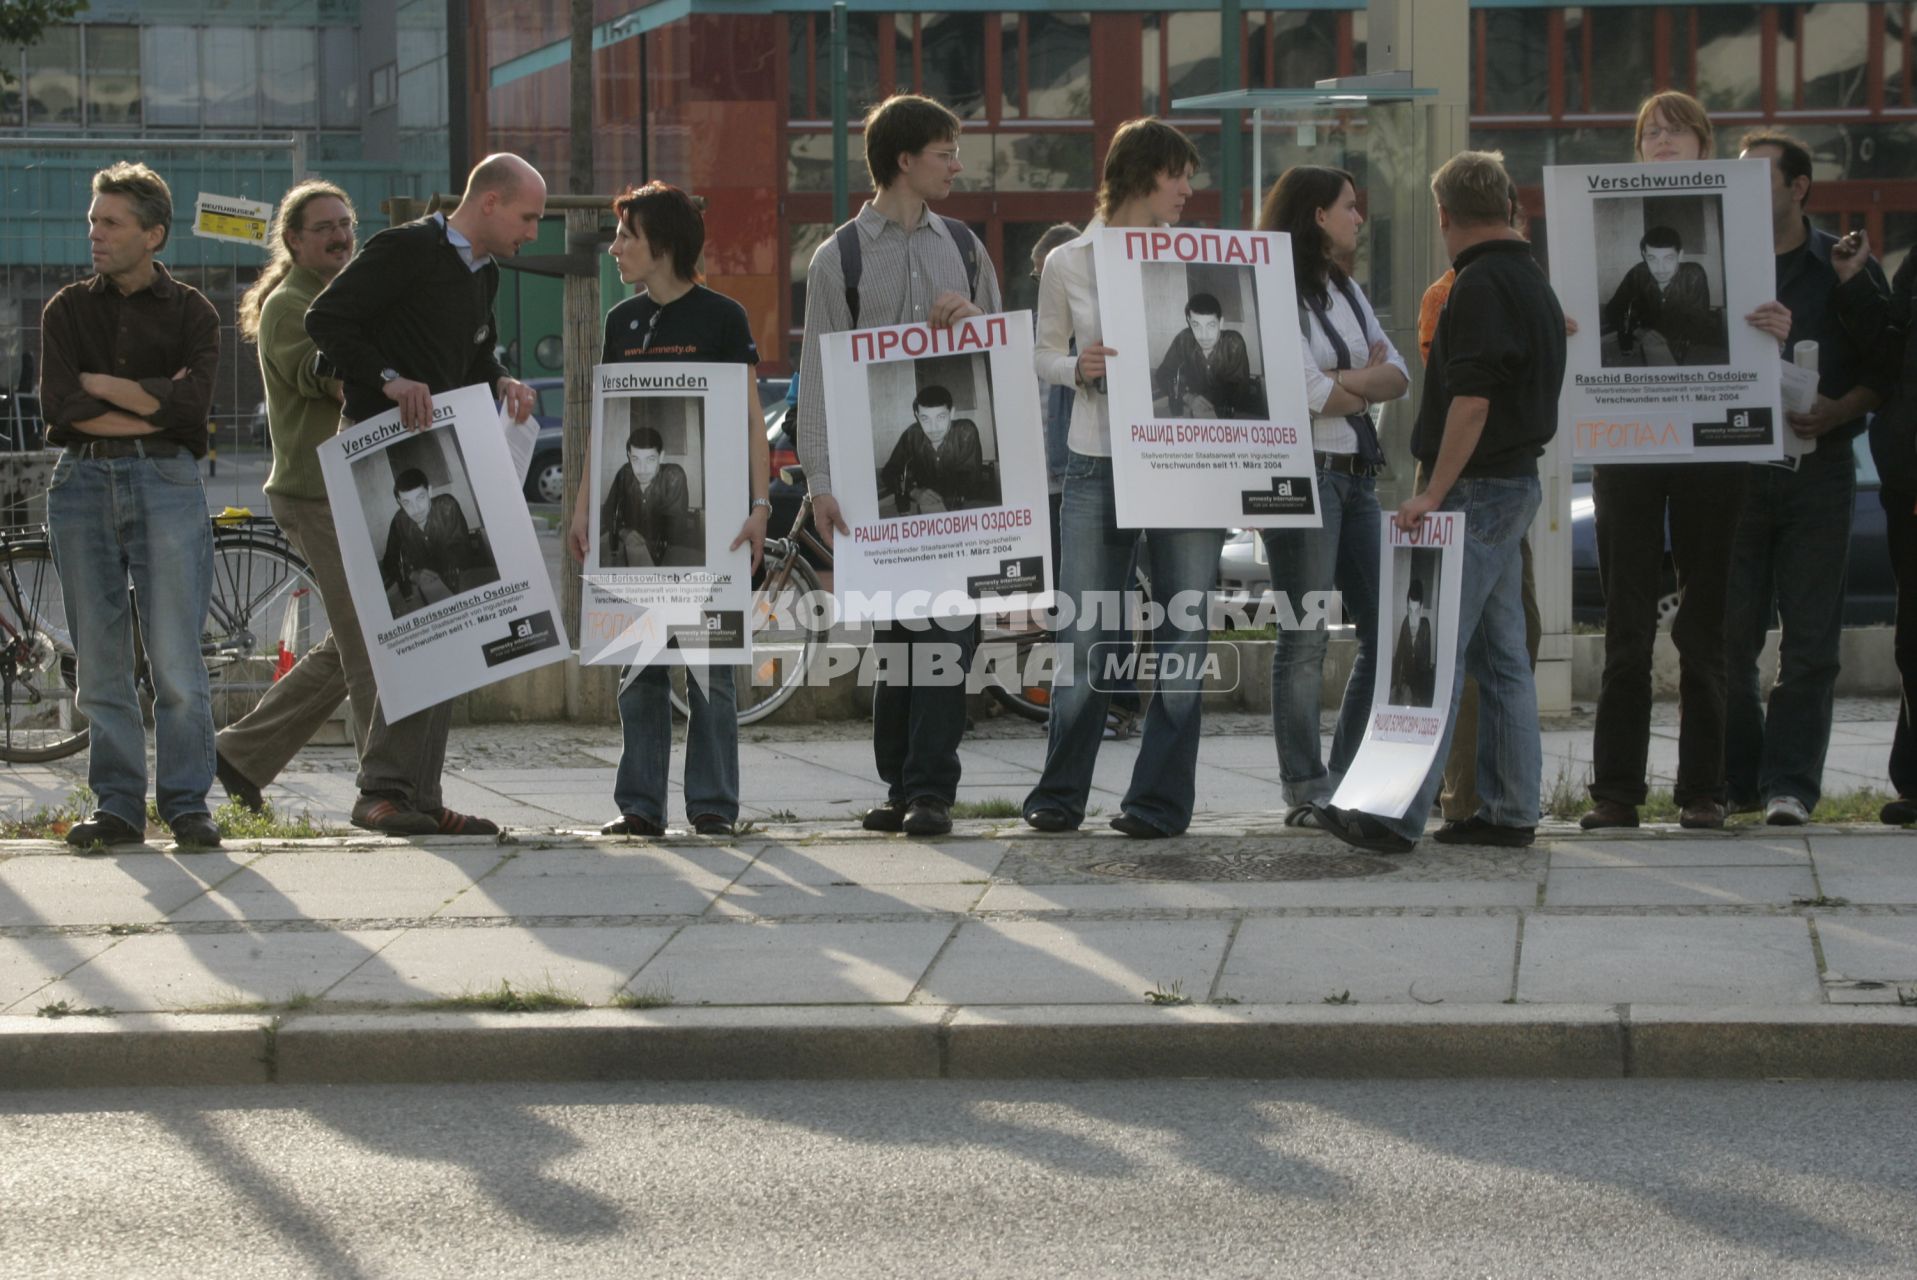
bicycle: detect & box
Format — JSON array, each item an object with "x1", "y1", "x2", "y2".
[
  {"x1": 666, "y1": 470, "x2": 1151, "y2": 728},
  {"x1": 0, "y1": 508, "x2": 327, "y2": 763}
]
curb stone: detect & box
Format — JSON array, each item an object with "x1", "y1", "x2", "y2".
[{"x1": 3, "y1": 1005, "x2": 1914, "y2": 1088}]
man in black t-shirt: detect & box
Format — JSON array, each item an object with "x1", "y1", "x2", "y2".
[{"x1": 569, "y1": 183, "x2": 771, "y2": 839}]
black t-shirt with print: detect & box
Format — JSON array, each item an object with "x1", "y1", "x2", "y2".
[{"x1": 601, "y1": 284, "x2": 760, "y2": 366}]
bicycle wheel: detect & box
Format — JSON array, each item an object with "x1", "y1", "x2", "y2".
[
  {"x1": 0, "y1": 539, "x2": 87, "y2": 763},
  {"x1": 202, "y1": 531, "x2": 329, "y2": 729},
  {"x1": 983, "y1": 570, "x2": 1156, "y2": 723},
  {"x1": 667, "y1": 546, "x2": 824, "y2": 727}
]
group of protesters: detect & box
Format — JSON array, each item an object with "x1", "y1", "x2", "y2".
[{"x1": 38, "y1": 84, "x2": 1916, "y2": 852}]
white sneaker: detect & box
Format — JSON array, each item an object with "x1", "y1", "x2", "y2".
[{"x1": 1764, "y1": 795, "x2": 1810, "y2": 826}]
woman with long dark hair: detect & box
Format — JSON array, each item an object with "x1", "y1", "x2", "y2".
[{"x1": 1254, "y1": 166, "x2": 1408, "y2": 824}]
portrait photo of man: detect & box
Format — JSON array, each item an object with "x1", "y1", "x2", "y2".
[
  {"x1": 1599, "y1": 220, "x2": 1727, "y2": 368},
  {"x1": 1390, "y1": 576, "x2": 1438, "y2": 709},
  {"x1": 876, "y1": 382, "x2": 998, "y2": 515},
  {"x1": 601, "y1": 423, "x2": 697, "y2": 567},
  {"x1": 1151, "y1": 290, "x2": 1262, "y2": 420},
  {"x1": 380, "y1": 467, "x2": 479, "y2": 617}
]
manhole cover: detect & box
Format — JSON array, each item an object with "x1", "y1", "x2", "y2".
[{"x1": 1083, "y1": 851, "x2": 1400, "y2": 882}]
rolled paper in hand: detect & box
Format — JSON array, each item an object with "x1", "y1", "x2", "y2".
[{"x1": 1793, "y1": 340, "x2": 1819, "y2": 373}]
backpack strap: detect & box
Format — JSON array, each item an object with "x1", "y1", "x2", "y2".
[
  {"x1": 836, "y1": 214, "x2": 980, "y2": 327},
  {"x1": 940, "y1": 215, "x2": 980, "y2": 302}
]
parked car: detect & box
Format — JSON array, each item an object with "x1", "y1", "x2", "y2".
[
  {"x1": 1569, "y1": 432, "x2": 1894, "y2": 628},
  {"x1": 1217, "y1": 529, "x2": 1269, "y2": 601},
  {"x1": 523, "y1": 376, "x2": 566, "y2": 504}
]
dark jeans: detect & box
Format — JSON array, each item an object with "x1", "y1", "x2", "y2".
[
  {"x1": 1590, "y1": 462, "x2": 1748, "y2": 807},
  {"x1": 1724, "y1": 458, "x2": 1856, "y2": 810},
  {"x1": 871, "y1": 615, "x2": 978, "y2": 807},
  {"x1": 1886, "y1": 486, "x2": 1917, "y2": 800}
]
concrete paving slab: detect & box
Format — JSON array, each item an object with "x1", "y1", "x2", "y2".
[
  {"x1": 15, "y1": 928, "x2": 403, "y2": 1012},
  {"x1": 743, "y1": 839, "x2": 1006, "y2": 886},
  {"x1": 972, "y1": 879, "x2": 1539, "y2": 912},
  {"x1": 1808, "y1": 836, "x2": 1917, "y2": 903},
  {"x1": 1518, "y1": 916, "x2": 1823, "y2": 1005},
  {"x1": 1625, "y1": 1005, "x2": 1917, "y2": 1078},
  {"x1": 1543, "y1": 865, "x2": 1816, "y2": 907},
  {"x1": 0, "y1": 1013, "x2": 271, "y2": 1088},
  {"x1": 0, "y1": 851, "x2": 253, "y2": 927},
  {"x1": 0, "y1": 935, "x2": 118, "y2": 1010},
  {"x1": 1220, "y1": 916, "x2": 1519, "y2": 1005},
  {"x1": 323, "y1": 925, "x2": 679, "y2": 1004},
  {"x1": 914, "y1": 919, "x2": 1232, "y2": 1005},
  {"x1": 164, "y1": 847, "x2": 512, "y2": 923},
  {"x1": 711, "y1": 882, "x2": 989, "y2": 919},
  {"x1": 632, "y1": 920, "x2": 952, "y2": 1004},
  {"x1": 1813, "y1": 917, "x2": 1917, "y2": 984},
  {"x1": 437, "y1": 874, "x2": 726, "y2": 919},
  {"x1": 1548, "y1": 836, "x2": 1812, "y2": 869}
]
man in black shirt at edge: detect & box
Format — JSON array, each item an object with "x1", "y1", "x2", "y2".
[
  {"x1": 304, "y1": 153, "x2": 544, "y2": 836},
  {"x1": 1315, "y1": 150, "x2": 1567, "y2": 854}
]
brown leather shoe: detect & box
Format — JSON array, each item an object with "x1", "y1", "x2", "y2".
[
  {"x1": 1679, "y1": 798, "x2": 1726, "y2": 829},
  {"x1": 1579, "y1": 799, "x2": 1639, "y2": 830}
]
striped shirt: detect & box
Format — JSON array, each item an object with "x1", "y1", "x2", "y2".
[{"x1": 797, "y1": 200, "x2": 1002, "y2": 498}]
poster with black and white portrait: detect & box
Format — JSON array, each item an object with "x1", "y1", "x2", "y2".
[
  {"x1": 1546, "y1": 160, "x2": 1783, "y2": 464},
  {"x1": 581, "y1": 362, "x2": 750, "y2": 666},
  {"x1": 822, "y1": 313, "x2": 1050, "y2": 624},
  {"x1": 1094, "y1": 226, "x2": 1316, "y2": 528},
  {"x1": 1330, "y1": 512, "x2": 1463, "y2": 821},
  {"x1": 319, "y1": 382, "x2": 567, "y2": 721}
]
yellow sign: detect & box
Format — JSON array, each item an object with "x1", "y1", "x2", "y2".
[{"x1": 193, "y1": 194, "x2": 275, "y2": 247}]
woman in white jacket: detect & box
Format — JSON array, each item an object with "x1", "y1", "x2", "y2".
[{"x1": 1021, "y1": 117, "x2": 1222, "y2": 839}]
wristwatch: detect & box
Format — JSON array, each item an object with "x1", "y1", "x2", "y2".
[
  {"x1": 750, "y1": 497, "x2": 772, "y2": 512},
  {"x1": 380, "y1": 367, "x2": 401, "y2": 385}
]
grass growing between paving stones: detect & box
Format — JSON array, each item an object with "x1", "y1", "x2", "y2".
[
  {"x1": 952, "y1": 798, "x2": 1021, "y2": 820},
  {"x1": 211, "y1": 801, "x2": 348, "y2": 840},
  {"x1": 194, "y1": 990, "x2": 320, "y2": 1015},
  {"x1": 1542, "y1": 764, "x2": 1898, "y2": 826},
  {"x1": 613, "y1": 982, "x2": 674, "y2": 1010},
  {"x1": 420, "y1": 979, "x2": 588, "y2": 1013},
  {"x1": 1323, "y1": 990, "x2": 1355, "y2": 1005},
  {"x1": 0, "y1": 789, "x2": 94, "y2": 840},
  {"x1": 36, "y1": 1000, "x2": 115, "y2": 1018},
  {"x1": 1144, "y1": 980, "x2": 1190, "y2": 1006},
  {"x1": 1, "y1": 789, "x2": 344, "y2": 842}
]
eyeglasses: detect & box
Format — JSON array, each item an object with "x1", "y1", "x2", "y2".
[{"x1": 303, "y1": 218, "x2": 357, "y2": 237}]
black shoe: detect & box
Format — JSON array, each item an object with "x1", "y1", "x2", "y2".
[
  {"x1": 214, "y1": 751, "x2": 265, "y2": 814},
  {"x1": 1311, "y1": 804, "x2": 1416, "y2": 855},
  {"x1": 64, "y1": 811, "x2": 145, "y2": 849},
  {"x1": 1881, "y1": 797, "x2": 1917, "y2": 826},
  {"x1": 901, "y1": 797, "x2": 952, "y2": 837},
  {"x1": 169, "y1": 813, "x2": 223, "y2": 850},
  {"x1": 1110, "y1": 812, "x2": 1169, "y2": 839},
  {"x1": 601, "y1": 813, "x2": 665, "y2": 837},
  {"x1": 861, "y1": 805, "x2": 904, "y2": 833},
  {"x1": 1024, "y1": 808, "x2": 1077, "y2": 833},
  {"x1": 1432, "y1": 815, "x2": 1535, "y2": 848},
  {"x1": 691, "y1": 815, "x2": 734, "y2": 837}
]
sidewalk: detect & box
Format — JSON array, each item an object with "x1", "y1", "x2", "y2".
[{"x1": 0, "y1": 707, "x2": 1911, "y2": 1088}]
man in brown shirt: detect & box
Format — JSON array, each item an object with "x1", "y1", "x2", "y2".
[{"x1": 40, "y1": 162, "x2": 222, "y2": 849}]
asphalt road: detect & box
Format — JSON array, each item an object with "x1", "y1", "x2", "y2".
[{"x1": 2, "y1": 1080, "x2": 1913, "y2": 1278}]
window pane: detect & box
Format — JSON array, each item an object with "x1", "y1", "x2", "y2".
[
  {"x1": 202, "y1": 27, "x2": 259, "y2": 126},
  {"x1": 807, "y1": 12, "x2": 878, "y2": 120},
  {"x1": 787, "y1": 133, "x2": 837, "y2": 193},
  {"x1": 1695, "y1": 5, "x2": 1761, "y2": 114},
  {"x1": 85, "y1": 25, "x2": 141, "y2": 127},
  {"x1": 261, "y1": 28, "x2": 317, "y2": 126},
  {"x1": 1886, "y1": 3, "x2": 1911, "y2": 105},
  {"x1": 25, "y1": 25, "x2": 80, "y2": 125},
  {"x1": 1481, "y1": 9, "x2": 1548, "y2": 115},
  {"x1": 1000, "y1": 14, "x2": 1020, "y2": 117},
  {"x1": 1142, "y1": 13, "x2": 1161, "y2": 115},
  {"x1": 321, "y1": 26, "x2": 357, "y2": 127},
  {"x1": 1, "y1": 46, "x2": 22, "y2": 126},
  {"x1": 141, "y1": 26, "x2": 198, "y2": 126},
  {"x1": 995, "y1": 131, "x2": 1096, "y2": 191},
  {"x1": 1587, "y1": 8, "x2": 1658, "y2": 114},
  {"x1": 788, "y1": 221, "x2": 830, "y2": 321},
  {"x1": 399, "y1": 62, "x2": 442, "y2": 130},
  {"x1": 1265, "y1": 11, "x2": 1337, "y2": 88},
  {"x1": 1562, "y1": 10, "x2": 1585, "y2": 114},
  {"x1": 788, "y1": 14, "x2": 809, "y2": 119},
  {"x1": 1786, "y1": 3, "x2": 1869, "y2": 110},
  {"x1": 1025, "y1": 13, "x2": 1090, "y2": 119},
  {"x1": 920, "y1": 13, "x2": 984, "y2": 120},
  {"x1": 1166, "y1": 11, "x2": 1221, "y2": 107}
]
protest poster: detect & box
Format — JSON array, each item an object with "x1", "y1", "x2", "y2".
[
  {"x1": 318, "y1": 382, "x2": 567, "y2": 722},
  {"x1": 579, "y1": 361, "x2": 752, "y2": 666},
  {"x1": 1328, "y1": 511, "x2": 1464, "y2": 821},
  {"x1": 1545, "y1": 159, "x2": 1784, "y2": 464},
  {"x1": 1092, "y1": 226, "x2": 1318, "y2": 528},
  {"x1": 821, "y1": 312, "x2": 1051, "y2": 624}
]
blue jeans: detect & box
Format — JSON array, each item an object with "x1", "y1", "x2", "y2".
[
  {"x1": 1375, "y1": 476, "x2": 1542, "y2": 842},
  {"x1": 47, "y1": 449, "x2": 215, "y2": 828},
  {"x1": 1724, "y1": 457, "x2": 1856, "y2": 810},
  {"x1": 1258, "y1": 467, "x2": 1380, "y2": 806},
  {"x1": 614, "y1": 664, "x2": 738, "y2": 825},
  {"x1": 1025, "y1": 452, "x2": 1224, "y2": 834}
]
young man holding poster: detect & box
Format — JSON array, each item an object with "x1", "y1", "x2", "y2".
[
  {"x1": 1314, "y1": 151, "x2": 1565, "y2": 854},
  {"x1": 1723, "y1": 131, "x2": 1892, "y2": 825},
  {"x1": 304, "y1": 152, "x2": 545, "y2": 835},
  {"x1": 797, "y1": 93, "x2": 1002, "y2": 838},
  {"x1": 567, "y1": 181, "x2": 769, "y2": 838}
]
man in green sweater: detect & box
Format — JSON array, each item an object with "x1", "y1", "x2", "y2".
[{"x1": 212, "y1": 180, "x2": 361, "y2": 812}]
